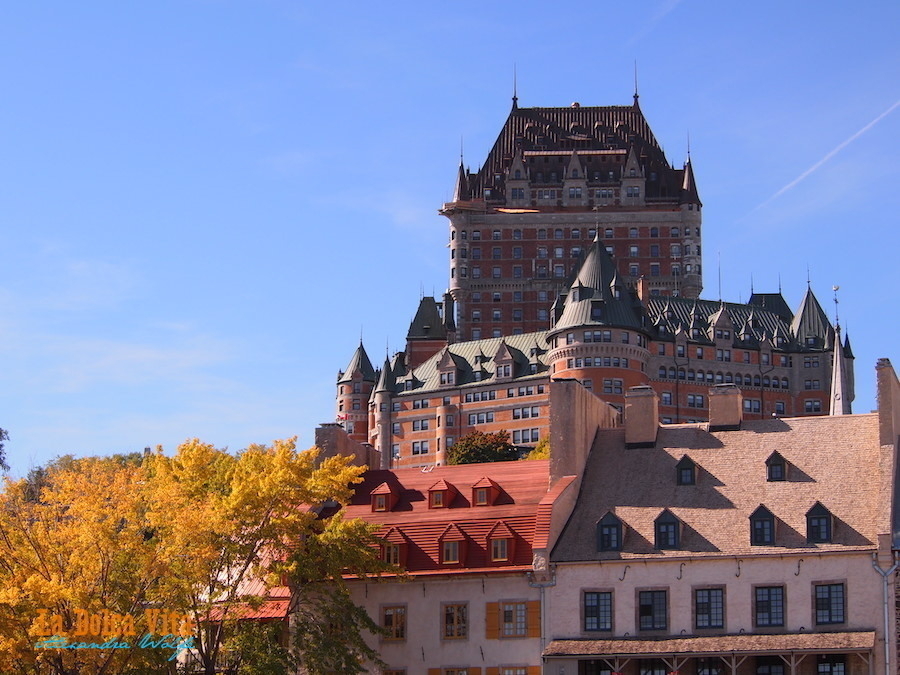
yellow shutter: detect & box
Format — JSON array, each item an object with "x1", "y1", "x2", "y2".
[
  {"x1": 485, "y1": 601, "x2": 499, "y2": 639},
  {"x1": 526, "y1": 600, "x2": 541, "y2": 638},
  {"x1": 527, "y1": 667, "x2": 542, "y2": 675}
]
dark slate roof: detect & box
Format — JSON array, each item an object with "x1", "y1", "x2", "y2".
[
  {"x1": 790, "y1": 287, "x2": 835, "y2": 348},
  {"x1": 748, "y1": 292, "x2": 793, "y2": 323},
  {"x1": 393, "y1": 332, "x2": 550, "y2": 394},
  {"x1": 551, "y1": 414, "x2": 885, "y2": 563},
  {"x1": 680, "y1": 157, "x2": 702, "y2": 205},
  {"x1": 337, "y1": 342, "x2": 376, "y2": 383},
  {"x1": 374, "y1": 356, "x2": 395, "y2": 394},
  {"x1": 460, "y1": 102, "x2": 686, "y2": 203},
  {"x1": 551, "y1": 238, "x2": 645, "y2": 332},
  {"x1": 407, "y1": 297, "x2": 447, "y2": 341},
  {"x1": 646, "y1": 297, "x2": 792, "y2": 346}
]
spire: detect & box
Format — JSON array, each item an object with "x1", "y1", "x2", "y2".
[
  {"x1": 452, "y1": 155, "x2": 468, "y2": 203},
  {"x1": 829, "y1": 324, "x2": 852, "y2": 415},
  {"x1": 680, "y1": 154, "x2": 701, "y2": 205},
  {"x1": 512, "y1": 64, "x2": 518, "y2": 110},
  {"x1": 633, "y1": 60, "x2": 640, "y2": 108},
  {"x1": 790, "y1": 287, "x2": 833, "y2": 348},
  {"x1": 375, "y1": 356, "x2": 396, "y2": 394}
]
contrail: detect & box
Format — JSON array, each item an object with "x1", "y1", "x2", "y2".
[{"x1": 754, "y1": 98, "x2": 900, "y2": 211}]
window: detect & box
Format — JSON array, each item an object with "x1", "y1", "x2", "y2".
[
  {"x1": 766, "y1": 452, "x2": 786, "y2": 481},
  {"x1": 383, "y1": 605, "x2": 406, "y2": 640},
  {"x1": 491, "y1": 538, "x2": 509, "y2": 561},
  {"x1": 756, "y1": 657, "x2": 785, "y2": 675},
  {"x1": 373, "y1": 494, "x2": 388, "y2": 512},
  {"x1": 676, "y1": 456, "x2": 696, "y2": 485},
  {"x1": 654, "y1": 511, "x2": 680, "y2": 549},
  {"x1": 391, "y1": 422, "x2": 401, "y2": 434},
  {"x1": 638, "y1": 590, "x2": 667, "y2": 630},
  {"x1": 584, "y1": 591, "x2": 612, "y2": 631},
  {"x1": 807, "y1": 503, "x2": 832, "y2": 543},
  {"x1": 695, "y1": 588, "x2": 724, "y2": 629},
  {"x1": 687, "y1": 394, "x2": 705, "y2": 408},
  {"x1": 443, "y1": 603, "x2": 468, "y2": 639},
  {"x1": 441, "y1": 540, "x2": 459, "y2": 564},
  {"x1": 751, "y1": 506, "x2": 775, "y2": 545},
  {"x1": 501, "y1": 602, "x2": 527, "y2": 637},
  {"x1": 754, "y1": 586, "x2": 784, "y2": 627},
  {"x1": 412, "y1": 419, "x2": 429, "y2": 431},
  {"x1": 805, "y1": 400, "x2": 822, "y2": 413},
  {"x1": 814, "y1": 583, "x2": 845, "y2": 624},
  {"x1": 598, "y1": 512, "x2": 622, "y2": 551},
  {"x1": 412, "y1": 440, "x2": 429, "y2": 455},
  {"x1": 817, "y1": 657, "x2": 846, "y2": 675}
]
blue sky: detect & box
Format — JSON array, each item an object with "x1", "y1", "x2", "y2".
[{"x1": 1, "y1": 1, "x2": 898, "y2": 476}]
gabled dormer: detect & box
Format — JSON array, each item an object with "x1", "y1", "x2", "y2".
[
  {"x1": 806, "y1": 502, "x2": 833, "y2": 543},
  {"x1": 507, "y1": 149, "x2": 529, "y2": 184},
  {"x1": 597, "y1": 512, "x2": 623, "y2": 552},
  {"x1": 709, "y1": 306, "x2": 734, "y2": 343},
  {"x1": 750, "y1": 505, "x2": 776, "y2": 545},
  {"x1": 492, "y1": 340, "x2": 516, "y2": 381},
  {"x1": 438, "y1": 523, "x2": 467, "y2": 566},
  {"x1": 371, "y1": 481, "x2": 400, "y2": 513},
  {"x1": 437, "y1": 348, "x2": 462, "y2": 387},
  {"x1": 621, "y1": 145, "x2": 646, "y2": 204},
  {"x1": 766, "y1": 451, "x2": 786, "y2": 481},
  {"x1": 486, "y1": 521, "x2": 516, "y2": 564},
  {"x1": 379, "y1": 526, "x2": 408, "y2": 567},
  {"x1": 427, "y1": 478, "x2": 458, "y2": 509},
  {"x1": 654, "y1": 509, "x2": 681, "y2": 550},
  {"x1": 471, "y1": 477, "x2": 501, "y2": 506},
  {"x1": 675, "y1": 455, "x2": 696, "y2": 485}
]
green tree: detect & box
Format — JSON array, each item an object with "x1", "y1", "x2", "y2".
[{"x1": 446, "y1": 430, "x2": 518, "y2": 465}]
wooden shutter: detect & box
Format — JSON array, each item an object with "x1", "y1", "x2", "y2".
[
  {"x1": 486, "y1": 668, "x2": 500, "y2": 675},
  {"x1": 485, "y1": 601, "x2": 499, "y2": 639},
  {"x1": 526, "y1": 600, "x2": 541, "y2": 637},
  {"x1": 427, "y1": 669, "x2": 441, "y2": 675},
  {"x1": 527, "y1": 667, "x2": 542, "y2": 675},
  {"x1": 468, "y1": 669, "x2": 482, "y2": 675}
]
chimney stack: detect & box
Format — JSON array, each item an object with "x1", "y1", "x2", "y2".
[
  {"x1": 625, "y1": 385, "x2": 659, "y2": 448},
  {"x1": 708, "y1": 384, "x2": 743, "y2": 431}
]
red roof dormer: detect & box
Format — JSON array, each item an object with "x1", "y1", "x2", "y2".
[
  {"x1": 427, "y1": 478, "x2": 458, "y2": 509},
  {"x1": 486, "y1": 520, "x2": 517, "y2": 564},
  {"x1": 371, "y1": 481, "x2": 400, "y2": 513},
  {"x1": 471, "y1": 476, "x2": 501, "y2": 506},
  {"x1": 379, "y1": 526, "x2": 408, "y2": 568},
  {"x1": 438, "y1": 522, "x2": 467, "y2": 566}
]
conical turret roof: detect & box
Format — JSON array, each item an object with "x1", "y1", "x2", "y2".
[{"x1": 338, "y1": 342, "x2": 376, "y2": 384}]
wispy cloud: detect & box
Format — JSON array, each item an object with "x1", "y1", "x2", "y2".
[
  {"x1": 627, "y1": 0, "x2": 684, "y2": 46},
  {"x1": 753, "y1": 98, "x2": 900, "y2": 212}
]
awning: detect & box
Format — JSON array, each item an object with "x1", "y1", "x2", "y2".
[{"x1": 543, "y1": 631, "x2": 876, "y2": 658}]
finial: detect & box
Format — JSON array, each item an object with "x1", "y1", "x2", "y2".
[
  {"x1": 832, "y1": 285, "x2": 840, "y2": 327},
  {"x1": 806, "y1": 265, "x2": 811, "y2": 287},
  {"x1": 750, "y1": 273, "x2": 754, "y2": 294},
  {"x1": 512, "y1": 64, "x2": 518, "y2": 109},
  {"x1": 686, "y1": 131, "x2": 691, "y2": 161},
  {"x1": 778, "y1": 273, "x2": 782, "y2": 293},
  {"x1": 460, "y1": 136, "x2": 464, "y2": 165},
  {"x1": 717, "y1": 251, "x2": 722, "y2": 302},
  {"x1": 633, "y1": 61, "x2": 639, "y2": 106}
]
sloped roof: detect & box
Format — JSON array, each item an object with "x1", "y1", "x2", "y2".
[
  {"x1": 338, "y1": 342, "x2": 376, "y2": 383},
  {"x1": 645, "y1": 297, "x2": 796, "y2": 346},
  {"x1": 394, "y1": 331, "x2": 550, "y2": 394},
  {"x1": 343, "y1": 460, "x2": 553, "y2": 573},
  {"x1": 790, "y1": 287, "x2": 834, "y2": 347},
  {"x1": 458, "y1": 102, "x2": 687, "y2": 204},
  {"x1": 748, "y1": 292, "x2": 793, "y2": 323},
  {"x1": 552, "y1": 414, "x2": 885, "y2": 562},
  {"x1": 407, "y1": 296, "x2": 448, "y2": 341}
]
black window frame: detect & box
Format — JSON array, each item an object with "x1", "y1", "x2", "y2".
[
  {"x1": 814, "y1": 582, "x2": 845, "y2": 625},
  {"x1": 754, "y1": 586, "x2": 784, "y2": 627},
  {"x1": 638, "y1": 590, "x2": 667, "y2": 631},
  {"x1": 694, "y1": 587, "x2": 725, "y2": 630},
  {"x1": 583, "y1": 590, "x2": 613, "y2": 632}
]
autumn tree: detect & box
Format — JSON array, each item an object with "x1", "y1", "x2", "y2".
[
  {"x1": 525, "y1": 436, "x2": 550, "y2": 460},
  {"x1": 0, "y1": 428, "x2": 9, "y2": 472},
  {"x1": 446, "y1": 429, "x2": 519, "y2": 465},
  {"x1": 0, "y1": 439, "x2": 392, "y2": 675}
]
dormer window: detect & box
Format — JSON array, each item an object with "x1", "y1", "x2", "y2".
[
  {"x1": 750, "y1": 506, "x2": 776, "y2": 545},
  {"x1": 491, "y1": 538, "x2": 508, "y2": 561},
  {"x1": 676, "y1": 456, "x2": 696, "y2": 485},
  {"x1": 806, "y1": 502, "x2": 833, "y2": 543},
  {"x1": 379, "y1": 527, "x2": 408, "y2": 567},
  {"x1": 442, "y1": 540, "x2": 459, "y2": 563},
  {"x1": 371, "y1": 482, "x2": 399, "y2": 513},
  {"x1": 383, "y1": 542, "x2": 400, "y2": 565},
  {"x1": 428, "y1": 479, "x2": 457, "y2": 509},
  {"x1": 472, "y1": 477, "x2": 500, "y2": 506},
  {"x1": 474, "y1": 488, "x2": 488, "y2": 505},
  {"x1": 431, "y1": 491, "x2": 445, "y2": 508},
  {"x1": 654, "y1": 510, "x2": 680, "y2": 549},
  {"x1": 439, "y1": 523, "x2": 467, "y2": 565},
  {"x1": 766, "y1": 452, "x2": 786, "y2": 481},
  {"x1": 597, "y1": 512, "x2": 623, "y2": 551},
  {"x1": 374, "y1": 494, "x2": 387, "y2": 511},
  {"x1": 487, "y1": 521, "x2": 515, "y2": 564}
]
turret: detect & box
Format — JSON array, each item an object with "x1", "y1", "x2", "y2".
[{"x1": 336, "y1": 342, "x2": 377, "y2": 442}]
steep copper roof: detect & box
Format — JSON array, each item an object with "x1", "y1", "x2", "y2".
[
  {"x1": 544, "y1": 631, "x2": 875, "y2": 657},
  {"x1": 552, "y1": 414, "x2": 885, "y2": 562},
  {"x1": 337, "y1": 341, "x2": 376, "y2": 383},
  {"x1": 343, "y1": 460, "x2": 553, "y2": 573},
  {"x1": 461, "y1": 102, "x2": 686, "y2": 203}
]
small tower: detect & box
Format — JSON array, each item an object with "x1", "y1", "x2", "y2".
[
  {"x1": 336, "y1": 342, "x2": 377, "y2": 442},
  {"x1": 406, "y1": 297, "x2": 451, "y2": 370}
]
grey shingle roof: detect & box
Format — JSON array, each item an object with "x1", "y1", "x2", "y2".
[{"x1": 337, "y1": 342, "x2": 376, "y2": 383}]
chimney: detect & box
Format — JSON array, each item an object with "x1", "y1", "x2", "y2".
[
  {"x1": 708, "y1": 384, "x2": 743, "y2": 431},
  {"x1": 636, "y1": 276, "x2": 649, "y2": 303},
  {"x1": 625, "y1": 385, "x2": 659, "y2": 448}
]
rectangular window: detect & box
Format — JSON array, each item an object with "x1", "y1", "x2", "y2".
[
  {"x1": 443, "y1": 603, "x2": 468, "y2": 639},
  {"x1": 501, "y1": 602, "x2": 527, "y2": 637},
  {"x1": 754, "y1": 586, "x2": 784, "y2": 627},
  {"x1": 412, "y1": 419, "x2": 429, "y2": 431},
  {"x1": 383, "y1": 605, "x2": 406, "y2": 640},
  {"x1": 441, "y1": 540, "x2": 459, "y2": 564},
  {"x1": 695, "y1": 588, "x2": 724, "y2": 629},
  {"x1": 814, "y1": 583, "x2": 845, "y2": 624},
  {"x1": 638, "y1": 590, "x2": 667, "y2": 630},
  {"x1": 491, "y1": 538, "x2": 508, "y2": 561},
  {"x1": 584, "y1": 591, "x2": 612, "y2": 632}
]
